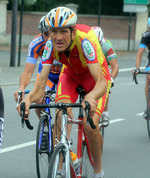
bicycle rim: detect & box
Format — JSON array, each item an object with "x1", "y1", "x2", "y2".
[
  {"x1": 48, "y1": 144, "x2": 71, "y2": 178},
  {"x1": 147, "y1": 92, "x2": 150, "y2": 138},
  {"x1": 36, "y1": 115, "x2": 52, "y2": 178},
  {"x1": 81, "y1": 142, "x2": 93, "y2": 178}
]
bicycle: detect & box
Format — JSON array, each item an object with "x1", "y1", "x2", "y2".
[
  {"x1": 45, "y1": 86, "x2": 97, "y2": 178},
  {"x1": 133, "y1": 70, "x2": 150, "y2": 139},
  {"x1": 18, "y1": 89, "x2": 56, "y2": 178}
]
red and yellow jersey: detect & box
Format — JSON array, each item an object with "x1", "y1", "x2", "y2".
[
  {"x1": 42, "y1": 24, "x2": 110, "y2": 80},
  {"x1": 26, "y1": 34, "x2": 46, "y2": 64}
]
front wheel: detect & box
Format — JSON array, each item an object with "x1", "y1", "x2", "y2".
[
  {"x1": 48, "y1": 144, "x2": 71, "y2": 178},
  {"x1": 81, "y1": 141, "x2": 94, "y2": 178},
  {"x1": 36, "y1": 114, "x2": 52, "y2": 178}
]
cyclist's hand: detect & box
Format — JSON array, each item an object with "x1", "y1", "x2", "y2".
[
  {"x1": 82, "y1": 94, "x2": 97, "y2": 117},
  {"x1": 17, "y1": 96, "x2": 30, "y2": 119},
  {"x1": 111, "y1": 76, "x2": 114, "y2": 88},
  {"x1": 14, "y1": 89, "x2": 25, "y2": 103},
  {"x1": 132, "y1": 68, "x2": 140, "y2": 75}
]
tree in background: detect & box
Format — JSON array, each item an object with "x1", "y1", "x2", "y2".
[{"x1": 7, "y1": 0, "x2": 125, "y2": 16}]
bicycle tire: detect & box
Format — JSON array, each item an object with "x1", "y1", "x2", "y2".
[
  {"x1": 48, "y1": 144, "x2": 71, "y2": 178},
  {"x1": 81, "y1": 141, "x2": 93, "y2": 178},
  {"x1": 36, "y1": 114, "x2": 53, "y2": 178},
  {"x1": 146, "y1": 91, "x2": 150, "y2": 139}
]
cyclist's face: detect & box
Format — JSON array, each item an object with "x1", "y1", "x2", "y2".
[{"x1": 50, "y1": 28, "x2": 75, "y2": 52}]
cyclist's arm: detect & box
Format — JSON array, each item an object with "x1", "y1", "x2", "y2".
[
  {"x1": 109, "y1": 58, "x2": 119, "y2": 79},
  {"x1": 136, "y1": 47, "x2": 145, "y2": 69},
  {"x1": 82, "y1": 63, "x2": 107, "y2": 114},
  {"x1": 18, "y1": 65, "x2": 51, "y2": 115},
  {"x1": 14, "y1": 63, "x2": 36, "y2": 102}
]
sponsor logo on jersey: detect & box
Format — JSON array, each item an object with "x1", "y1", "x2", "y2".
[
  {"x1": 82, "y1": 39, "x2": 95, "y2": 61},
  {"x1": 28, "y1": 36, "x2": 43, "y2": 56},
  {"x1": 107, "y1": 48, "x2": 114, "y2": 55},
  {"x1": 42, "y1": 39, "x2": 53, "y2": 62}
]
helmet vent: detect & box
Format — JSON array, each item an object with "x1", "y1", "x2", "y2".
[
  {"x1": 49, "y1": 13, "x2": 52, "y2": 19},
  {"x1": 52, "y1": 17, "x2": 55, "y2": 25},
  {"x1": 59, "y1": 16, "x2": 63, "y2": 25},
  {"x1": 66, "y1": 14, "x2": 69, "y2": 20}
]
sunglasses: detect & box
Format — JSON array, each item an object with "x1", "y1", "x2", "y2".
[{"x1": 43, "y1": 32, "x2": 49, "y2": 37}]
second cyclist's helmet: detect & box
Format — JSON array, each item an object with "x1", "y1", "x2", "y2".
[
  {"x1": 92, "y1": 26, "x2": 104, "y2": 43},
  {"x1": 45, "y1": 6, "x2": 77, "y2": 28},
  {"x1": 38, "y1": 15, "x2": 49, "y2": 32}
]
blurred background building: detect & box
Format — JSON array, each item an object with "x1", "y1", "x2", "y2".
[{"x1": 0, "y1": 0, "x2": 149, "y2": 51}]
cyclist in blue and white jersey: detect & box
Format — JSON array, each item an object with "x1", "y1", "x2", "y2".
[
  {"x1": 14, "y1": 15, "x2": 62, "y2": 118},
  {"x1": 133, "y1": 17, "x2": 150, "y2": 118},
  {"x1": 92, "y1": 26, "x2": 119, "y2": 127}
]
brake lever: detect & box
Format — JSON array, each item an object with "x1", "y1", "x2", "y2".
[
  {"x1": 20, "y1": 102, "x2": 33, "y2": 130},
  {"x1": 84, "y1": 101, "x2": 96, "y2": 129}
]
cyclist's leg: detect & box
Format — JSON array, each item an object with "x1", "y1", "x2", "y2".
[
  {"x1": 54, "y1": 99, "x2": 73, "y2": 143},
  {"x1": 54, "y1": 69, "x2": 79, "y2": 138},
  {"x1": 144, "y1": 66, "x2": 150, "y2": 117},
  {"x1": 34, "y1": 72, "x2": 55, "y2": 119},
  {"x1": 145, "y1": 63, "x2": 150, "y2": 100},
  {"x1": 53, "y1": 71, "x2": 78, "y2": 173},
  {"x1": 82, "y1": 80, "x2": 110, "y2": 175},
  {"x1": 0, "y1": 87, "x2": 4, "y2": 149},
  {"x1": 100, "y1": 95, "x2": 109, "y2": 127},
  {"x1": 83, "y1": 113, "x2": 103, "y2": 173}
]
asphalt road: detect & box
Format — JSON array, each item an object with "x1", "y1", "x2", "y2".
[{"x1": 0, "y1": 51, "x2": 150, "y2": 178}]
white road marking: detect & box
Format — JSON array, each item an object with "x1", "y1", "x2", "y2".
[
  {"x1": 0, "y1": 118, "x2": 125, "y2": 154},
  {"x1": 136, "y1": 112, "x2": 144, "y2": 116},
  {"x1": 119, "y1": 66, "x2": 144, "y2": 72},
  {"x1": 0, "y1": 141, "x2": 36, "y2": 154},
  {"x1": 110, "y1": 118, "x2": 125, "y2": 124}
]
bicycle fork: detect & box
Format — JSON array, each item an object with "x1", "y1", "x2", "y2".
[{"x1": 61, "y1": 110, "x2": 72, "y2": 177}]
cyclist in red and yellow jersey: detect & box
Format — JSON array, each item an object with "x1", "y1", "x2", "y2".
[{"x1": 18, "y1": 7, "x2": 111, "y2": 178}]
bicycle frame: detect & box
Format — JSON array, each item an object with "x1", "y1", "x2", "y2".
[
  {"x1": 19, "y1": 89, "x2": 56, "y2": 152},
  {"x1": 20, "y1": 88, "x2": 95, "y2": 178},
  {"x1": 76, "y1": 90, "x2": 94, "y2": 177},
  {"x1": 39, "y1": 90, "x2": 55, "y2": 153},
  {"x1": 55, "y1": 88, "x2": 94, "y2": 178}
]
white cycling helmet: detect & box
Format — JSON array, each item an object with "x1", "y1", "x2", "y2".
[
  {"x1": 92, "y1": 26, "x2": 104, "y2": 43},
  {"x1": 38, "y1": 15, "x2": 49, "y2": 32},
  {"x1": 147, "y1": 17, "x2": 150, "y2": 27},
  {"x1": 45, "y1": 6, "x2": 77, "y2": 28}
]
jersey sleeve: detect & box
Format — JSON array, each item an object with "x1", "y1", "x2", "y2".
[
  {"x1": 26, "y1": 35, "x2": 45, "y2": 64},
  {"x1": 139, "y1": 33, "x2": 148, "y2": 48},
  {"x1": 105, "y1": 44, "x2": 116, "y2": 62},
  {"x1": 42, "y1": 39, "x2": 54, "y2": 66},
  {"x1": 81, "y1": 39, "x2": 99, "y2": 64}
]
